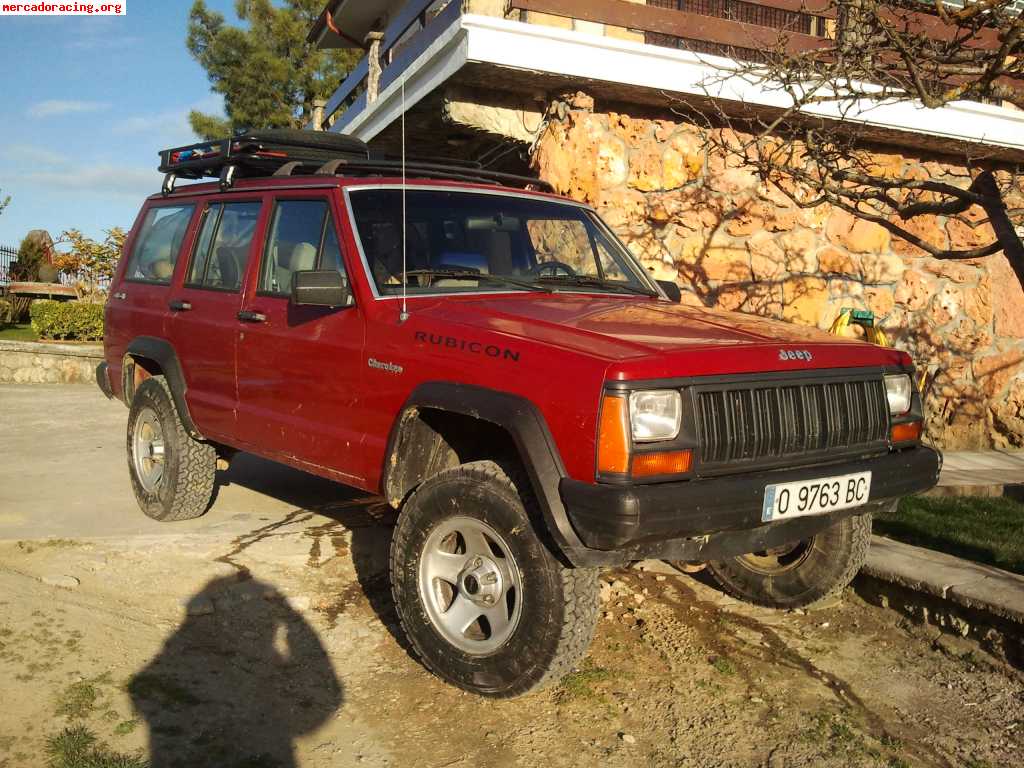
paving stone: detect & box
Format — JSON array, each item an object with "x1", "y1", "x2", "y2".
[{"x1": 939, "y1": 450, "x2": 1024, "y2": 487}]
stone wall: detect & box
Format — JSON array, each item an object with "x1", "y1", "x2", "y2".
[
  {"x1": 0, "y1": 340, "x2": 103, "y2": 385},
  {"x1": 532, "y1": 94, "x2": 1024, "y2": 449}
]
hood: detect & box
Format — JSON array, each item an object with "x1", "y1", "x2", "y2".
[{"x1": 416, "y1": 294, "x2": 909, "y2": 377}]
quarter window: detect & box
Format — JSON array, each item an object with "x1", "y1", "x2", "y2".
[
  {"x1": 259, "y1": 200, "x2": 347, "y2": 296},
  {"x1": 124, "y1": 205, "x2": 195, "y2": 284},
  {"x1": 187, "y1": 202, "x2": 261, "y2": 291}
]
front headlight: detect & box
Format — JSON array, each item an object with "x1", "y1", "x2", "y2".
[
  {"x1": 884, "y1": 374, "x2": 912, "y2": 415},
  {"x1": 629, "y1": 390, "x2": 682, "y2": 442}
]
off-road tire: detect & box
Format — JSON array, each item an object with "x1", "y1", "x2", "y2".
[
  {"x1": 706, "y1": 512, "x2": 872, "y2": 609},
  {"x1": 390, "y1": 460, "x2": 599, "y2": 697},
  {"x1": 127, "y1": 376, "x2": 216, "y2": 522}
]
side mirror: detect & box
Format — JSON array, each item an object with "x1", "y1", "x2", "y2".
[
  {"x1": 291, "y1": 270, "x2": 350, "y2": 308},
  {"x1": 656, "y1": 280, "x2": 682, "y2": 303}
]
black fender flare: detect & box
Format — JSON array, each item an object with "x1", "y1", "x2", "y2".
[
  {"x1": 384, "y1": 382, "x2": 592, "y2": 566},
  {"x1": 125, "y1": 336, "x2": 202, "y2": 439}
]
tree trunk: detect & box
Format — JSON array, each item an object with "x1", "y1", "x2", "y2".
[{"x1": 975, "y1": 170, "x2": 1024, "y2": 290}]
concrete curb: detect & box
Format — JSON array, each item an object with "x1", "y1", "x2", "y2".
[
  {"x1": 0, "y1": 339, "x2": 104, "y2": 359},
  {"x1": 864, "y1": 535, "x2": 1024, "y2": 625},
  {"x1": 0, "y1": 339, "x2": 103, "y2": 384}
]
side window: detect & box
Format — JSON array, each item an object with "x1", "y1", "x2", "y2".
[
  {"x1": 186, "y1": 201, "x2": 261, "y2": 291},
  {"x1": 259, "y1": 199, "x2": 347, "y2": 296},
  {"x1": 124, "y1": 205, "x2": 195, "y2": 284}
]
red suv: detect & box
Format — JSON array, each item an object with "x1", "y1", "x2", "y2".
[{"x1": 99, "y1": 130, "x2": 939, "y2": 697}]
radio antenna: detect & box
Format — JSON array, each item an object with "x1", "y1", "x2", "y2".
[{"x1": 399, "y1": 74, "x2": 409, "y2": 323}]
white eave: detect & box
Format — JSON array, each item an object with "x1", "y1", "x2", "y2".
[{"x1": 333, "y1": 13, "x2": 1024, "y2": 156}]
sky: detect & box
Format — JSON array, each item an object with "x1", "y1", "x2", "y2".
[{"x1": 0, "y1": 1, "x2": 245, "y2": 246}]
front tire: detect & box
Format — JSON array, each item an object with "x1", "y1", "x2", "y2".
[
  {"x1": 127, "y1": 376, "x2": 216, "y2": 522},
  {"x1": 706, "y1": 512, "x2": 872, "y2": 608},
  {"x1": 390, "y1": 460, "x2": 599, "y2": 697}
]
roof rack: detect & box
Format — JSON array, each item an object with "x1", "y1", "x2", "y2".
[{"x1": 158, "y1": 128, "x2": 551, "y2": 194}]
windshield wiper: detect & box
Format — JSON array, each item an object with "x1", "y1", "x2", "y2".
[
  {"x1": 535, "y1": 274, "x2": 657, "y2": 297},
  {"x1": 402, "y1": 269, "x2": 554, "y2": 293}
]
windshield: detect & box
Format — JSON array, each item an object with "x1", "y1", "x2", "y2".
[{"x1": 348, "y1": 188, "x2": 657, "y2": 297}]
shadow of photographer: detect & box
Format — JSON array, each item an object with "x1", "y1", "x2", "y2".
[{"x1": 128, "y1": 574, "x2": 343, "y2": 767}]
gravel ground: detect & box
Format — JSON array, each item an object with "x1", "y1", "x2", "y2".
[
  {"x1": 1, "y1": 385, "x2": 1021, "y2": 767},
  {"x1": 1, "y1": 501, "x2": 1021, "y2": 768}
]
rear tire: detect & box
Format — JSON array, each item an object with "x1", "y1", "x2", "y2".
[
  {"x1": 127, "y1": 376, "x2": 216, "y2": 522},
  {"x1": 706, "y1": 512, "x2": 872, "y2": 609},
  {"x1": 390, "y1": 460, "x2": 599, "y2": 697}
]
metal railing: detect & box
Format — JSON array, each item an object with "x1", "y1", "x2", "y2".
[
  {"x1": 317, "y1": 0, "x2": 458, "y2": 131},
  {"x1": 0, "y1": 245, "x2": 16, "y2": 285},
  {"x1": 0, "y1": 244, "x2": 111, "y2": 292}
]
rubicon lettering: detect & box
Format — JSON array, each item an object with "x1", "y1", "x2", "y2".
[{"x1": 414, "y1": 332, "x2": 521, "y2": 363}]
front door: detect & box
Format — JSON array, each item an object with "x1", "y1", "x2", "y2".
[
  {"x1": 168, "y1": 198, "x2": 264, "y2": 441},
  {"x1": 234, "y1": 193, "x2": 366, "y2": 486}
]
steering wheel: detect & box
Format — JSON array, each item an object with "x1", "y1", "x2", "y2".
[{"x1": 529, "y1": 260, "x2": 577, "y2": 278}]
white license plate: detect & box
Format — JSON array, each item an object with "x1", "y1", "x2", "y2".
[{"x1": 761, "y1": 471, "x2": 872, "y2": 522}]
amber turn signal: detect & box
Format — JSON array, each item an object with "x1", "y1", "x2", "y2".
[
  {"x1": 890, "y1": 421, "x2": 922, "y2": 443},
  {"x1": 597, "y1": 395, "x2": 630, "y2": 475},
  {"x1": 631, "y1": 449, "x2": 693, "y2": 478}
]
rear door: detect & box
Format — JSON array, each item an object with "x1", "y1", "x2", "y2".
[
  {"x1": 105, "y1": 202, "x2": 198, "y2": 390},
  {"x1": 234, "y1": 192, "x2": 366, "y2": 484},
  {"x1": 167, "y1": 198, "x2": 264, "y2": 441}
]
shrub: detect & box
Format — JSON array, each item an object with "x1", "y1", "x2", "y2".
[
  {"x1": 29, "y1": 300, "x2": 104, "y2": 341},
  {"x1": 0, "y1": 298, "x2": 12, "y2": 327}
]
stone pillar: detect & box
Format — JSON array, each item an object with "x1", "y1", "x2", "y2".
[
  {"x1": 311, "y1": 99, "x2": 326, "y2": 131},
  {"x1": 365, "y1": 31, "x2": 385, "y2": 104}
]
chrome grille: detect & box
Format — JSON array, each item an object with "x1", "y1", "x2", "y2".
[{"x1": 694, "y1": 378, "x2": 888, "y2": 467}]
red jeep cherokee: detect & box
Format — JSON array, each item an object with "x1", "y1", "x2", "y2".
[{"x1": 99, "y1": 130, "x2": 939, "y2": 697}]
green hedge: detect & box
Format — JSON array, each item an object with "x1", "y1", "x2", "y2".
[{"x1": 29, "y1": 300, "x2": 104, "y2": 341}]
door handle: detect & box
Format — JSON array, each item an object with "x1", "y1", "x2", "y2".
[
  {"x1": 168, "y1": 300, "x2": 192, "y2": 312},
  {"x1": 237, "y1": 310, "x2": 267, "y2": 323},
  {"x1": 113, "y1": 291, "x2": 127, "y2": 300}
]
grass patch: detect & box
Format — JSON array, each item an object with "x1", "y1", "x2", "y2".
[
  {"x1": 112, "y1": 720, "x2": 138, "y2": 737},
  {"x1": 0, "y1": 323, "x2": 38, "y2": 342},
  {"x1": 710, "y1": 656, "x2": 737, "y2": 676},
  {"x1": 55, "y1": 681, "x2": 102, "y2": 720},
  {"x1": 557, "y1": 661, "x2": 614, "y2": 701},
  {"x1": 45, "y1": 725, "x2": 148, "y2": 768},
  {"x1": 17, "y1": 538, "x2": 79, "y2": 554},
  {"x1": 874, "y1": 494, "x2": 1024, "y2": 575}
]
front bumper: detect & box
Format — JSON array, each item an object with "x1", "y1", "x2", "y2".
[{"x1": 559, "y1": 446, "x2": 941, "y2": 563}]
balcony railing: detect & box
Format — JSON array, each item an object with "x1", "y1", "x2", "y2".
[
  {"x1": 317, "y1": 0, "x2": 1007, "y2": 131},
  {"x1": 317, "y1": 0, "x2": 459, "y2": 131}
]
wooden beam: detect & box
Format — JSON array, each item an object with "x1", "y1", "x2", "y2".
[
  {"x1": 510, "y1": 0, "x2": 832, "y2": 53},
  {"x1": 510, "y1": 0, "x2": 1003, "y2": 49}
]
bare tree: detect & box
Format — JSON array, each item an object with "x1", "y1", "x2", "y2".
[{"x1": 687, "y1": 0, "x2": 1024, "y2": 285}]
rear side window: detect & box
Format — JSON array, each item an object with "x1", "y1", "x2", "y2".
[
  {"x1": 186, "y1": 201, "x2": 261, "y2": 291},
  {"x1": 259, "y1": 199, "x2": 347, "y2": 296},
  {"x1": 124, "y1": 205, "x2": 195, "y2": 284}
]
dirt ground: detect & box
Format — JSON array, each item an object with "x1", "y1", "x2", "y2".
[
  {"x1": 1, "y1": 496, "x2": 1022, "y2": 768},
  {"x1": 1, "y1": 386, "x2": 1021, "y2": 767}
]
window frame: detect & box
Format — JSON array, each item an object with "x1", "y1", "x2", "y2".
[
  {"x1": 183, "y1": 199, "x2": 263, "y2": 294},
  {"x1": 122, "y1": 203, "x2": 197, "y2": 287},
  {"x1": 256, "y1": 197, "x2": 342, "y2": 299}
]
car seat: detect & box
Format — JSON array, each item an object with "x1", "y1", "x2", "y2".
[
  {"x1": 467, "y1": 229, "x2": 515, "y2": 275},
  {"x1": 272, "y1": 242, "x2": 317, "y2": 294}
]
